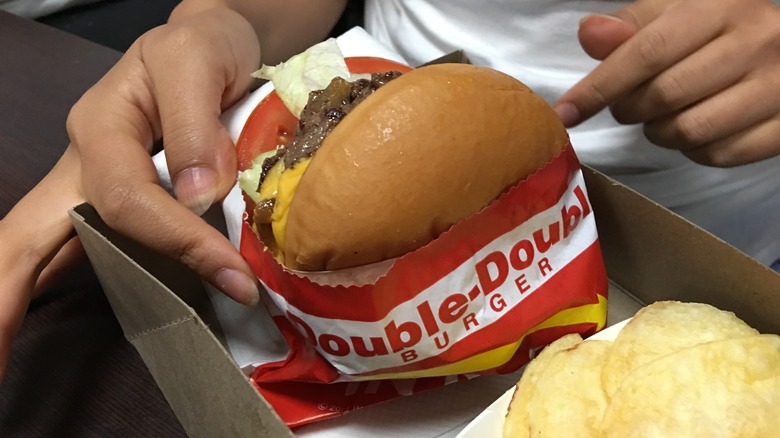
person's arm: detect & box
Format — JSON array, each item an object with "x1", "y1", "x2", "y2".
[
  {"x1": 0, "y1": 146, "x2": 84, "y2": 382},
  {"x1": 556, "y1": 0, "x2": 780, "y2": 167},
  {"x1": 0, "y1": 0, "x2": 347, "y2": 383},
  {"x1": 169, "y1": 0, "x2": 348, "y2": 65}
]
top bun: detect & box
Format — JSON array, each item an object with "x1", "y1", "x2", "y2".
[{"x1": 282, "y1": 63, "x2": 569, "y2": 271}]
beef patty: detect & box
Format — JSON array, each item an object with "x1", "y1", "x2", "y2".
[{"x1": 253, "y1": 71, "x2": 403, "y2": 225}]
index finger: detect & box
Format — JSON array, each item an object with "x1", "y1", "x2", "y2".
[
  {"x1": 556, "y1": 0, "x2": 722, "y2": 126},
  {"x1": 71, "y1": 58, "x2": 260, "y2": 307}
]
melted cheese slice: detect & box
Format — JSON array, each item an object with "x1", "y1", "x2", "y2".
[
  {"x1": 258, "y1": 160, "x2": 284, "y2": 201},
  {"x1": 258, "y1": 157, "x2": 311, "y2": 252}
]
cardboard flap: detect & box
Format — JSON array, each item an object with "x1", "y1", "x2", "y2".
[
  {"x1": 70, "y1": 204, "x2": 293, "y2": 438},
  {"x1": 583, "y1": 166, "x2": 780, "y2": 335},
  {"x1": 69, "y1": 203, "x2": 204, "y2": 336},
  {"x1": 419, "y1": 50, "x2": 470, "y2": 66}
]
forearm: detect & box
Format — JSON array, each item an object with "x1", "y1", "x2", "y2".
[{"x1": 169, "y1": 0, "x2": 349, "y2": 65}]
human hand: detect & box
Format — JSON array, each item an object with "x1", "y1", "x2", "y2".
[
  {"x1": 66, "y1": 7, "x2": 263, "y2": 308},
  {"x1": 0, "y1": 146, "x2": 85, "y2": 382},
  {"x1": 1, "y1": 0, "x2": 348, "y2": 383},
  {"x1": 556, "y1": 0, "x2": 780, "y2": 167}
]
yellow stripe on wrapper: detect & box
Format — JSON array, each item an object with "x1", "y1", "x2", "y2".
[
  {"x1": 365, "y1": 294, "x2": 608, "y2": 380},
  {"x1": 530, "y1": 293, "x2": 608, "y2": 333}
]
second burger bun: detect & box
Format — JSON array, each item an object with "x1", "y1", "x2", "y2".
[{"x1": 284, "y1": 63, "x2": 569, "y2": 271}]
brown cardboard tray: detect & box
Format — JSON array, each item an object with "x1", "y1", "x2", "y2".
[{"x1": 69, "y1": 164, "x2": 780, "y2": 437}]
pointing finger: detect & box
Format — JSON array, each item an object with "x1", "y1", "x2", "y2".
[{"x1": 556, "y1": 0, "x2": 721, "y2": 126}]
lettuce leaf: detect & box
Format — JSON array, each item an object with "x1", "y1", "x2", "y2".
[
  {"x1": 239, "y1": 149, "x2": 276, "y2": 204},
  {"x1": 251, "y1": 38, "x2": 350, "y2": 117}
]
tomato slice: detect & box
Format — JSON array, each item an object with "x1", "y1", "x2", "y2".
[
  {"x1": 235, "y1": 56, "x2": 413, "y2": 171},
  {"x1": 236, "y1": 91, "x2": 296, "y2": 171},
  {"x1": 343, "y1": 56, "x2": 413, "y2": 75}
]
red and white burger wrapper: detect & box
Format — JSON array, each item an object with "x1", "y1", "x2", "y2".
[
  {"x1": 239, "y1": 143, "x2": 607, "y2": 427},
  {"x1": 210, "y1": 28, "x2": 608, "y2": 428},
  {"x1": 242, "y1": 142, "x2": 607, "y2": 376}
]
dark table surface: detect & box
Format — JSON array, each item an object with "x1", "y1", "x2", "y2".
[{"x1": 0, "y1": 10, "x2": 186, "y2": 437}]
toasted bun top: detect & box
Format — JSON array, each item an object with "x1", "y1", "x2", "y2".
[{"x1": 282, "y1": 63, "x2": 569, "y2": 271}]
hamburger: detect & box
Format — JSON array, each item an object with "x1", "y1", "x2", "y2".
[{"x1": 238, "y1": 41, "x2": 569, "y2": 272}]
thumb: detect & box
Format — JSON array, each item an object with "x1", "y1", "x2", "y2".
[
  {"x1": 578, "y1": 0, "x2": 671, "y2": 60},
  {"x1": 138, "y1": 15, "x2": 259, "y2": 217},
  {"x1": 152, "y1": 61, "x2": 243, "y2": 217},
  {"x1": 578, "y1": 14, "x2": 639, "y2": 60}
]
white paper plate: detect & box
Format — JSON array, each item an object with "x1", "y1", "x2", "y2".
[{"x1": 455, "y1": 319, "x2": 631, "y2": 438}]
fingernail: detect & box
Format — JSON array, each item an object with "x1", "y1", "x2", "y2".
[
  {"x1": 174, "y1": 167, "x2": 217, "y2": 216},
  {"x1": 214, "y1": 269, "x2": 260, "y2": 307},
  {"x1": 554, "y1": 102, "x2": 581, "y2": 127},
  {"x1": 579, "y1": 13, "x2": 624, "y2": 26}
]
